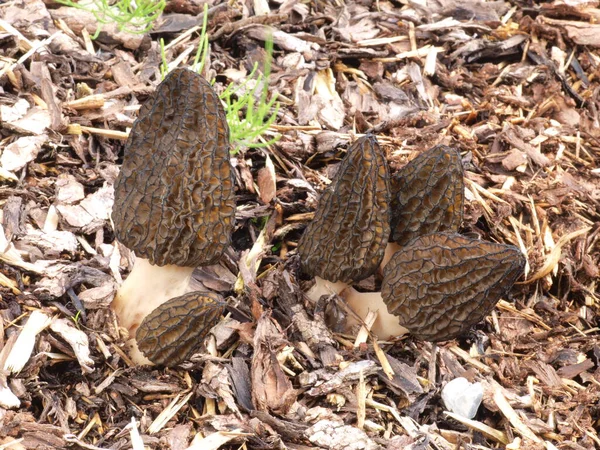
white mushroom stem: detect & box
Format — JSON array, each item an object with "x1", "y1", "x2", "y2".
[
  {"x1": 305, "y1": 277, "x2": 350, "y2": 302},
  {"x1": 112, "y1": 257, "x2": 194, "y2": 364},
  {"x1": 339, "y1": 288, "x2": 408, "y2": 339},
  {"x1": 304, "y1": 245, "x2": 409, "y2": 341}
]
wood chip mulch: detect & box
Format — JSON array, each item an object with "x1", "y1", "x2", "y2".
[{"x1": 1, "y1": 0, "x2": 599, "y2": 449}]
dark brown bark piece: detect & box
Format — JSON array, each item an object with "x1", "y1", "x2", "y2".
[
  {"x1": 382, "y1": 233, "x2": 525, "y2": 341},
  {"x1": 112, "y1": 68, "x2": 235, "y2": 267},
  {"x1": 136, "y1": 291, "x2": 226, "y2": 366},
  {"x1": 298, "y1": 135, "x2": 391, "y2": 283},
  {"x1": 390, "y1": 145, "x2": 464, "y2": 246}
]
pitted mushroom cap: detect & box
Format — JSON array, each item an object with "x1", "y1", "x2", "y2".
[
  {"x1": 136, "y1": 291, "x2": 226, "y2": 366},
  {"x1": 298, "y1": 135, "x2": 391, "y2": 284},
  {"x1": 112, "y1": 68, "x2": 235, "y2": 267},
  {"x1": 382, "y1": 232, "x2": 525, "y2": 341},
  {"x1": 391, "y1": 145, "x2": 464, "y2": 246}
]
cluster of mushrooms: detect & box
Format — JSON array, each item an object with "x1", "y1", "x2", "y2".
[
  {"x1": 297, "y1": 135, "x2": 525, "y2": 342},
  {"x1": 111, "y1": 68, "x2": 525, "y2": 367}
]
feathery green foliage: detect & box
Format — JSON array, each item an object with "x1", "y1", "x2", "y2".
[{"x1": 55, "y1": 0, "x2": 165, "y2": 37}]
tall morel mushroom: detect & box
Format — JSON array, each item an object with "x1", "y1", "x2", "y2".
[
  {"x1": 111, "y1": 68, "x2": 235, "y2": 362},
  {"x1": 298, "y1": 135, "x2": 408, "y2": 336},
  {"x1": 298, "y1": 134, "x2": 390, "y2": 286}
]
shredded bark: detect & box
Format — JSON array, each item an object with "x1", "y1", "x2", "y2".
[{"x1": 1, "y1": 0, "x2": 600, "y2": 449}]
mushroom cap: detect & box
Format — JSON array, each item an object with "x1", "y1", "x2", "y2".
[
  {"x1": 390, "y1": 145, "x2": 464, "y2": 246},
  {"x1": 112, "y1": 68, "x2": 235, "y2": 267},
  {"x1": 136, "y1": 291, "x2": 226, "y2": 366},
  {"x1": 382, "y1": 232, "x2": 525, "y2": 341},
  {"x1": 298, "y1": 134, "x2": 391, "y2": 284}
]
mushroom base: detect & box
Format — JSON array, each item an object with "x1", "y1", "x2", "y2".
[
  {"x1": 340, "y1": 288, "x2": 408, "y2": 340},
  {"x1": 304, "y1": 275, "x2": 408, "y2": 341},
  {"x1": 112, "y1": 257, "x2": 194, "y2": 364}
]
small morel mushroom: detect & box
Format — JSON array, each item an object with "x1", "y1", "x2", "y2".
[
  {"x1": 135, "y1": 291, "x2": 227, "y2": 366},
  {"x1": 111, "y1": 68, "x2": 235, "y2": 364},
  {"x1": 384, "y1": 145, "x2": 464, "y2": 265},
  {"x1": 298, "y1": 135, "x2": 408, "y2": 335},
  {"x1": 382, "y1": 232, "x2": 526, "y2": 341}
]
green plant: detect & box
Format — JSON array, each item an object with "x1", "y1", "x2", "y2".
[
  {"x1": 220, "y1": 39, "x2": 281, "y2": 154},
  {"x1": 55, "y1": 0, "x2": 165, "y2": 37},
  {"x1": 160, "y1": 4, "x2": 280, "y2": 154},
  {"x1": 70, "y1": 310, "x2": 81, "y2": 327}
]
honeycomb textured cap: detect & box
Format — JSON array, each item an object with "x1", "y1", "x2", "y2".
[
  {"x1": 382, "y1": 232, "x2": 525, "y2": 341},
  {"x1": 390, "y1": 145, "x2": 464, "y2": 246},
  {"x1": 136, "y1": 291, "x2": 226, "y2": 366},
  {"x1": 298, "y1": 135, "x2": 391, "y2": 284},
  {"x1": 112, "y1": 68, "x2": 235, "y2": 267}
]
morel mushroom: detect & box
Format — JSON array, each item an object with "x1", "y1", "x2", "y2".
[
  {"x1": 298, "y1": 135, "x2": 408, "y2": 336},
  {"x1": 382, "y1": 232, "x2": 526, "y2": 341},
  {"x1": 135, "y1": 291, "x2": 227, "y2": 366},
  {"x1": 384, "y1": 145, "x2": 464, "y2": 265},
  {"x1": 111, "y1": 68, "x2": 235, "y2": 363}
]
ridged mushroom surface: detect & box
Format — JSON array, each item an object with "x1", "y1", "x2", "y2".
[
  {"x1": 390, "y1": 145, "x2": 464, "y2": 246},
  {"x1": 112, "y1": 68, "x2": 235, "y2": 267},
  {"x1": 298, "y1": 135, "x2": 391, "y2": 283},
  {"x1": 136, "y1": 291, "x2": 226, "y2": 366},
  {"x1": 382, "y1": 232, "x2": 525, "y2": 341}
]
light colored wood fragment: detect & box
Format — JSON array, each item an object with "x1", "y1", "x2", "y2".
[
  {"x1": 63, "y1": 94, "x2": 105, "y2": 110},
  {"x1": 444, "y1": 411, "x2": 509, "y2": 444},
  {"x1": 525, "y1": 227, "x2": 591, "y2": 283},
  {"x1": 4, "y1": 310, "x2": 53, "y2": 374},
  {"x1": 448, "y1": 345, "x2": 493, "y2": 374},
  {"x1": 373, "y1": 339, "x2": 394, "y2": 380},
  {"x1": 353, "y1": 310, "x2": 377, "y2": 347},
  {"x1": 356, "y1": 370, "x2": 366, "y2": 429},
  {"x1": 493, "y1": 386, "x2": 541, "y2": 443},
  {"x1": 148, "y1": 392, "x2": 193, "y2": 434}
]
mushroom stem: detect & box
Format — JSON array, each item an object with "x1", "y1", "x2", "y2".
[
  {"x1": 305, "y1": 277, "x2": 350, "y2": 303},
  {"x1": 112, "y1": 257, "x2": 194, "y2": 336},
  {"x1": 127, "y1": 338, "x2": 154, "y2": 366},
  {"x1": 340, "y1": 288, "x2": 408, "y2": 339},
  {"x1": 381, "y1": 242, "x2": 403, "y2": 269},
  {"x1": 340, "y1": 242, "x2": 409, "y2": 341},
  {"x1": 303, "y1": 257, "x2": 409, "y2": 340}
]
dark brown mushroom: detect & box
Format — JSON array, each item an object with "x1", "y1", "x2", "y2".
[
  {"x1": 297, "y1": 135, "x2": 406, "y2": 335},
  {"x1": 298, "y1": 134, "x2": 390, "y2": 284},
  {"x1": 135, "y1": 291, "x2": 227, "y2": 366},
  {"x1": 382, "y1": 232, "x2": 525, "y2": 341},
  {"x1": 111, "y1": 68, "x2": 235, "y2": 364},
  {"x1": 384, "y1": 145, "x2": 464, "y2": 265}
]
